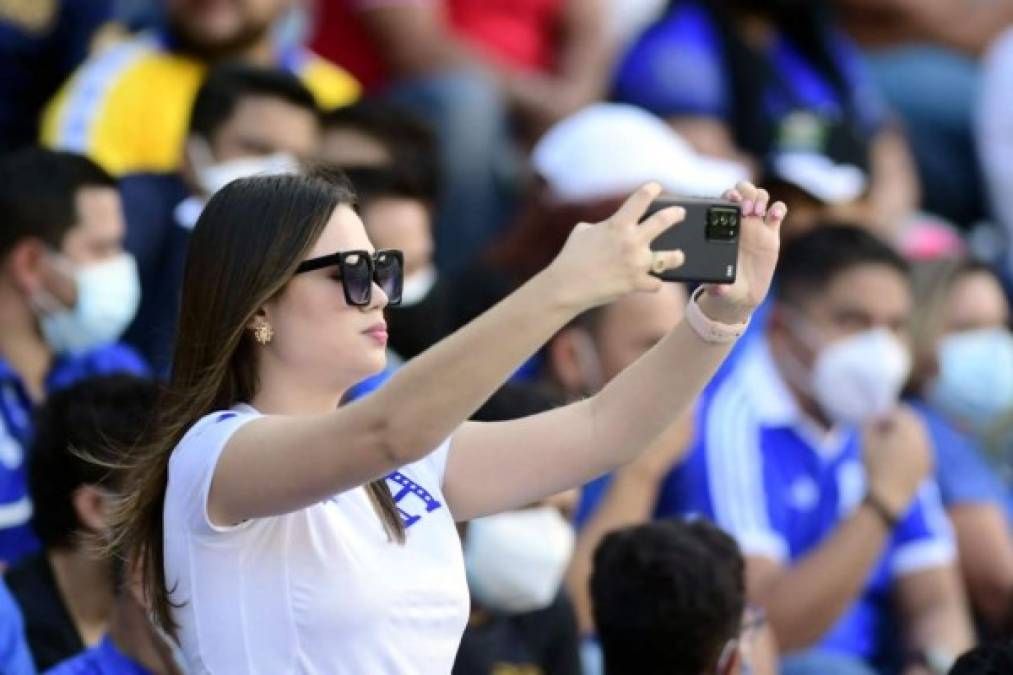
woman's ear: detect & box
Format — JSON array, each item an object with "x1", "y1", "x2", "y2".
[{"x1": 547, "y1": 330, "x2": 585, "y2": 398}]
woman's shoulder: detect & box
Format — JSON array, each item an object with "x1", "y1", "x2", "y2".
[{"x1": 169, "y1": 406, "x2": 262, "y2": 474}]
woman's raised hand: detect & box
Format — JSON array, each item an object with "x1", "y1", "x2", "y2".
[
  {"x1": 698, "y1": 181, "x2": 787, "y2": 323},
  {"x1": 545, "y1": 183, "x2": 686, "y2": 312}
]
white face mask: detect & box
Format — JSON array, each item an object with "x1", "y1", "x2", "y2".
[
  {"x1": 930, "y1": 328, "x2": 1013, "y2": 434},
  {"x1": 810, "y1": 328, "x2": 912, "y2": 427},
  {"x1": 399, "y1": 265, "x2": 438, "y2": 306},
  {"x1": 189, "y1": 138, "x2": 299, "y2": 197},
  {"x1": 464, "y1": 507, "x2": 576, "y2": 614},
  {"x1": 32, "y1": 253, "x2": 140, "y2": 355}
]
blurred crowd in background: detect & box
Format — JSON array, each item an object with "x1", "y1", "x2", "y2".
[{"x1": 2, "y1": 0, "x2": 1013, "y2": 673}]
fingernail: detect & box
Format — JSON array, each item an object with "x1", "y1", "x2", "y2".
[
  {"x1": 742, "y1": 200, "x2": 753, "y2": 214},
  {"x1": 772, "y1": 205, "x2": 785, "y2": 218}
]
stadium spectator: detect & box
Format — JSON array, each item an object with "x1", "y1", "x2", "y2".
[
  {"x1": 0, "y1": 0, "x2": 118, "y2": 152},
  {"x1": 41, "y1": 0, "x2": 356, "y2": 176},
  {"x1": 908, "y1": 257, "x2": 1013, "y2": 634},
  {"x1": 120, "y1": 63, "x2": 318, "y2": 373},
  {"x1": 342, "y1": 167, "x2": 452, "y2": 361},
  {"x1": 0, "y1": 149, "x2": 146, "y2": 566},
  {"x1": 614, "y1": 0, "x2": 919, "y2": 239},
  {"x1": 5, "y1": 375, "x2": 157, "y2": 671},
  {"x1": 609, "y1": 226, "x2": 976, "y2": 673},
  {"x1": 310, "y1": 0, "x2": 614, "y2": 271},
  {"x1": 590, "y1": 518, "x2": 757, "y2": 675}
]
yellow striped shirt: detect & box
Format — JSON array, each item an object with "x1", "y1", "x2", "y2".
[{"x1": 41, "y1": 33, "x2": 359, "y2": 176}]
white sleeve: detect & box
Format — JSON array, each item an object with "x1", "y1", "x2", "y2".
[{"x1": 166, "y1": 411, "x2": 261, "y2": 536}]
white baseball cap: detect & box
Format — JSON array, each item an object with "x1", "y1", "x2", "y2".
[{"x1": 531, "y1": 103, "x2": 749, "y2": 202}]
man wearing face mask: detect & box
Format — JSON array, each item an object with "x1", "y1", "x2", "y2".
[
  {"x1": 120, "y1": 63, "x2": 318, "y2": 373},
  {"x1": 652, "y1": 226, "x2": 974, "y2": 675},
  {"x1": 0, "y1": 148, "x2": 146, "y2": 568}
]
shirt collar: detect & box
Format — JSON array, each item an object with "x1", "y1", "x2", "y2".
[{"x1": 738, "y1": 339, "x2": 855, "y2": 459}]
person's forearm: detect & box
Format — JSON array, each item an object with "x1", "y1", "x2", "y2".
[
  {"x1": 375, "y1": 268, "x2": 578, "y2": 461},
  {"x1": 587, "y1": 296, "x2": 744, "y2": 468},
  {"x1": 758, "y1": 506, "x2": 890, "y2": 650}
]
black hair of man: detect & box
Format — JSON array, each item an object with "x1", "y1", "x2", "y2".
[
  {"x1": 342, "y1": 165, "x2": 437, "y2": 210},
  {"x1": 321, "y1": 99, "x2": 438, "y2": 195},
  {"x1": 0, "y1": 148, "x2": 116, "y2": 258},
  {"x1": 189, "y1": 62, "x2": 318, "y2": 141},
  {"x1": 774, "y1": 223, "x2": 909, "y2": 307},
  {"x1": 948, "y1": 642, "x2": 1013, "y2": 675},
  {"x1": 591, "y1": 518, "x2": 745, "y2": 675},
  {"x1": 29, "y1": 375, "x2": 159, "y2": 549}
]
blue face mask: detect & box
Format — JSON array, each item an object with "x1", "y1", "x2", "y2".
[{"x1": 929, "y1": 328, "x2": 1013, "y2": 434}]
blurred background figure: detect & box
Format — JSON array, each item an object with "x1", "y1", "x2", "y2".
[
  {"x1": 342, "y1": 166, "x2": 452, "y2": 362},
  {"x1": 612, "y1": 0, "x2": 919, "y2": 239},
  {"x1": 837, "y1": 0, "x2": 1013, "y2": 229},
  {"x1": 0, "y1": 149, "x2": 146, "y2": 568},
  {"x1": 309, "y1": 0, "x2": 615, "y2": 272},
  {"x1": 4, "y1": 375, "x2": 156, "y2": 671},
  {"x1": 978, "y1": 26, "x2": 1013, "y2": 282},
  {"x1": 120, "y1": 63, "x2": 318, "y2": 374},
  {"x1": 0, "y1": 0, "x2": 118, "y2": 153},
  {"x1": 947, "y1": 641, "x2": 1013, "y2": 675},
  {"x1": 41, "y1": 0, "x2": 356, "y2": 177},
  {"x1": 907, "y1": 257, "x2": 1013, "y2": 636},
  {"x1": 590, "y1": 518, "x2": 758, "y2": 675}
]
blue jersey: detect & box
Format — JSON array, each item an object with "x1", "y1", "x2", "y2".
[
  {"x1": 46, "y1": 635, "x2": 148, "y2": 675},
  {"x1": 577, "y1": 340, "x2": 954, "y2": 664},
  {"x1": 0, "y1": 344, "x2": 147, "y2": 564},
  {"x1": 613, "y1": 2, "x2": 885, "y2": 145}
]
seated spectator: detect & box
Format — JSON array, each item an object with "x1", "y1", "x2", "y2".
[
  {"x1": 908, "y1": 257, "x2": 1013, "y2": 634},
  {"x1": 978, "y1": 28, "x2": 1013, "y2": 278},
  {"x1": 309, "y1": 0, "x2": 614, "y2": 271},
  {"x1": 120, "y1": 63, "x2": 318, "y2": 373},
  {"x1": 452, "y1": 382, "x2": 581, "y2": 675},
  {"x1": 948, "y1": 642, "x2": 1013, "y2": 675},
  {"x1": 840, "y1": 0, "x2": 1013, "y2": 227},
  {"x1": 5, "y1": 375, "x2": 157, "y2": 671},
  {"x1": 319, "y1": 100, "x2": 438, "y2": 191},
  {"x1": 0, "y1": 149, "x2": 146, "y2": 566},
  {"x1": 41, "y1": 0, "x2": 356, "y2": 176},
  {"x1": 0, "y1": 0, "x2": 117, "y2": 152},
  {"x1": 614, "y1": 0, "x2": 919, "y2": 238},
  {"x1": 590, "y1": 518, "x2": 754, "y2": 675},
  {"x1": 0, "y1": 578, "x2": 34, "y2": 674},
  {"x1": 342, "y1": 167, "x2": 451, "y2": 361},
  {"x1": 626, "y1": 227, "x2": 976, "y2": 673}
]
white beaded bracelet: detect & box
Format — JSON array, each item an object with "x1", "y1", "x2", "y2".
[{"x1": 685, "y1": 287, "x2": 750, "y2": 344}]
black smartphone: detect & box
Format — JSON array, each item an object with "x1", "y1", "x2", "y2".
[{"x1": 642, "y1": 195, "x2": 740, "y2": 284}]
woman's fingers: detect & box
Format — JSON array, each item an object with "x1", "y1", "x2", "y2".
[
  {"x1": 608, "y1": 183, "x2": 662, "y2": 229},
  {"x1": 765, "y1": 201, "x2": 788, "y2": 230},
  {"x1": 649, "y1": 249, "x2": 686, "y2": 274},
  {"x1": 638, "y1": 205, "x2": 685, "y2": 244},
  {"x1": 751, "y1": 188, "x2": 770, "y2": 217}
]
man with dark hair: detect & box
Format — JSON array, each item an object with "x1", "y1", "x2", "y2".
[
  {"x1": 0, "y1": 148, "x2": 146, "y2": 566},
  {"x1": 637, "y1": 226, "x2": 974, "y2": 674},
  {"x1": 120, "y1": 62, "x2": 320, "y2": 372},
  {"x1": 341, "y1": 166, "x2": 452, "y2": 361},
  {"x1": 41, "y1": 0, "x2": 357, "y2": 177},
  {"x1": 590, "y1": 518, "x2": 747, "y2": 675},
  {"x1": 5, "y1": 375, "x2": 158, "y2": 671}
]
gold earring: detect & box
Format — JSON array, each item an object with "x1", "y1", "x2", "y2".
[{"x1": 252, "y1": 318, "x2": 274, "y2": 345}]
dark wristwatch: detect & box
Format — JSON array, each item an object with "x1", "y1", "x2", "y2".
[{"x1": 862, "y1": 491, "x2": 900, "y2": 531}]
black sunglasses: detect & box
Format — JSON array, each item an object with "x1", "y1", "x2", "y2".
[{"x1": 295, "y1": 249, "x2": 403, "y2": 307}]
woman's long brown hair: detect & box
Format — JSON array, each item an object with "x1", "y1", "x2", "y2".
[{"x1": 108, "y1": 170, "x2": 405, "y2": 634}]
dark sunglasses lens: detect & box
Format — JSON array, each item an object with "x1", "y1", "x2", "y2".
[
  {"x1": 375, "y1": 254, "x2": 403, "y2": 305},
  {"x1": 342, "y1": 253, "x2": 372, "y2": 306}
]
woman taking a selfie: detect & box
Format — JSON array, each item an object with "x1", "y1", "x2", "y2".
[{"x1": 112, "y1": 169, "x2": 785, "y2": 673}]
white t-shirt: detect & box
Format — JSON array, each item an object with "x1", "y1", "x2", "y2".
[{"x1": 163, "y1": 404, "x2": 470, "y2": 674}]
